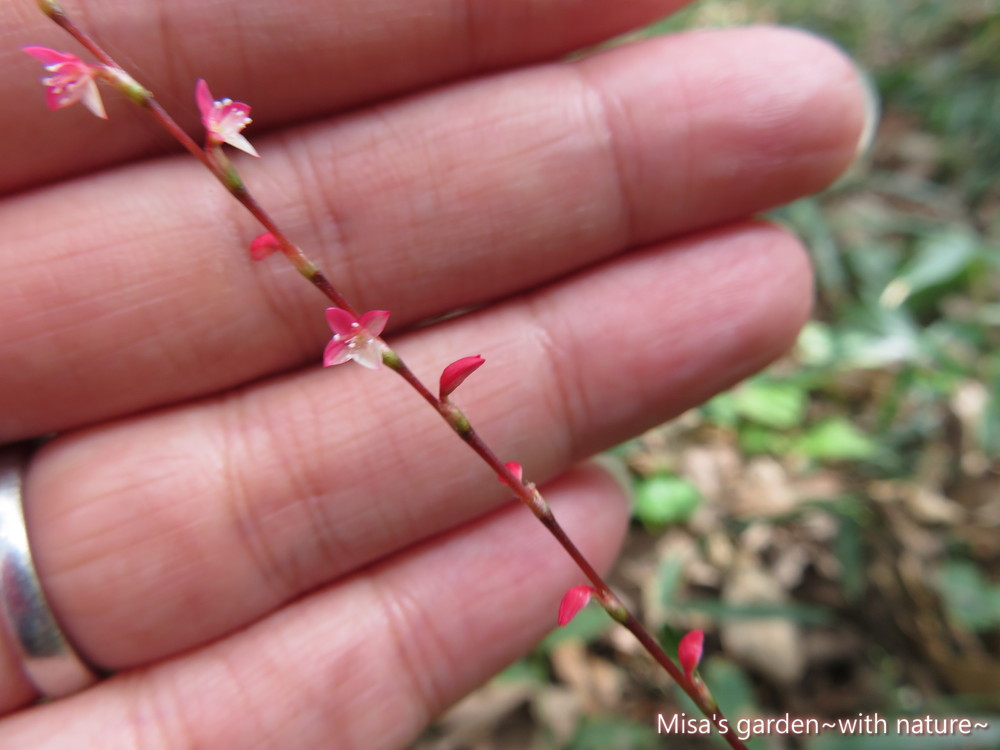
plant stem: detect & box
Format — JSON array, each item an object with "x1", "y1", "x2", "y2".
[{"x1": 41, "y1": 6, "x2": 746, "y2": 747}]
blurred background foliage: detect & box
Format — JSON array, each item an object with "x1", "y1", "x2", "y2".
[{"x1": 417, "y1": 1, "x2": 1000, "y2": 748}]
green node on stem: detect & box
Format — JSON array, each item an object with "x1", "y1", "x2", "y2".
[
  {"x1": 207, "y1": 146, "x2": 246, "y2": 193},
  {"x1": 442, "y1": 402, "x2": 471, "y2": 435},
  {"x1": 221, "y1": 163, "x2": 246, "y2": 193},
  {"x1": 297, "y1": 260, "x2": 317, "y2": 277},
  {"x1": 597, "y1": 591, "x2": 629, "y2": 625},
  {"x1": 381, "y1": 347, "x2": 402, "y2": 371},
  {"x1": 37, "y1": 0, "x2": 64, "y2": 18},
  {"x1": 101, "y1": 68, "x2": 152, "y2": 106}
]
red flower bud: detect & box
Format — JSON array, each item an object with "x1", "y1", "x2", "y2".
[
  {"x1": 439, "y1": 355, "x2": 485, "y2": 400},
  {"x1": 498, "y1": 461, "x2": 523, "y2": 485},
  {"x1": 249, "y1": 232, "x2": 280, "y2": 261},
  {"x1": 558, "y1": 585, "x2": 596, "y2": 626},
  {"x1": 678, "y1": 629, "x2": 705, "y2": 681}
]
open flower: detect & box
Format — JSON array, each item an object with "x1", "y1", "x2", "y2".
[
  {"x1": 323, "y1": 308, "x2": 390, "y2": 370},
  {"x1": 23, "y1": 46, "x2": 107, "y2": 119},
  {"x1": 195, "y1": 79, "x2": 258, "y2": 157}
]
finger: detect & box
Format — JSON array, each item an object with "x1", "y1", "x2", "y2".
[
  {"x1": 4, "y1": 0, "x2": 689, "y2": 193},
  {"x1": 0, "y1": 466, "x2": 630, "y2": 748},
  {"x1": 0, "y1": 27, "x2": 867, "y2": 441},
  {"x1": 0, "y1": 220, "x2": 811, "y2": 714}
]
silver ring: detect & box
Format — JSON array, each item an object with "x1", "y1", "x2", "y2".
[{"x1": 0, "y1": 445, "x2": 99, "y2": 698}]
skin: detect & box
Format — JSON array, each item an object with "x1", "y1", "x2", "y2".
[{"x1": 1, "y1": 0, "x2": 869, "y2": 746}]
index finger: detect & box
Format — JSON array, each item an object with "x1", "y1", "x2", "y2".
[{"x1": 3, "y1": 0, "x2": 688, "y2": 194}]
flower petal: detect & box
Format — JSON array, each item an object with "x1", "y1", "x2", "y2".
[
  {"x1": 325, "y1": 308, "x2": 358, "y2": 336},
  {"x1": 223, "y1": 131, "x2": 259, "y2": 158},
  {"x1": 195, "y1": 79, "x2": 214, "y2": 122},
  {"x1": 357, "y1": 310, "x2": 391, "y2": 337},
  {"x1": 322, "y1": 337, "x2": 351, "y2": 367},
  {"x1": 43, "y1": 86, "x2": 69, "y2": 111},
  {"x1": 558, "y1": 585, "x2": 595, "y2": 626},
  {"x1": 350, "y1": 339, "x2": 386, "y2": 370},
  {"x1": 439, "y1": 355, "x2": 485, "y2": 400},
  {"x1": 23, "y1": 46, "x2": 77, "y2": 66},
  {"x1": 79, "y1": 78, "x2": 107, "y2": 119}
]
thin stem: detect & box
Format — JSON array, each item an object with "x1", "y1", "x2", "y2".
[
  {"x1": 392, "y1": 360, "x2": 747, "y2": 750},
  {"x1": 39, "y1": 6, "x2": 746, "y2": 747}
]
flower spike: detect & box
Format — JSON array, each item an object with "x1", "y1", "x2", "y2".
[
  {"x1": 196, "y1": 79, "x2": 259, "y2": 157},
  {"x1": 249, "y1": 232, "x2": 281, "y2": 261},
  {"x1": 439, "y1": 355, "x2": 485, "y2": 400},
  {"x1": 678, "y1": 630, "x2": 705, "y2": 681},
  {"x1": 558, "y1": 585, "x2": 596, "y2": 626},
  {"x1": 23, "y1": 46, "x2": 106, "y2": 118},
  {"x1": 323, "y1": 308, "x2": 390, "y2": 370}
]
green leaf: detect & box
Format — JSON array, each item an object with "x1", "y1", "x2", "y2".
[
  {"x1": 568, "y1": 716, "x2": 660, "y2": 750},
  {"x1": 655, "y1": 554, "x2": 687, "y2": 609},
  {"x1": 732, "y1": 380, "x2": 808, "y2": 429},
  {"x1": 794, "y1": 418, "x2": 878, "y2": 462},
  {"x1": 880, "y1": 229, "x2": 981, "y2": 308},
  {"x1": 835, "y1": 512, "x2": 866, "y2": 603},
  {"x1": 702, "y1": 391, "x2": 740, "y2": 427},
  {"x1": 796, "y1": 321, "x2": 838, "y2": 368},
  {"x1": 936, "y1": 559, "x2": 1000, "y2": 632},
  {"x1": 738, "y1": 424, "x2": 792, "y2": 455},
  {"x1": 633, "y1": 475, "x2": 702, "y2": 530}
]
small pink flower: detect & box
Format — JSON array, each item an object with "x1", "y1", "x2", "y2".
[
  {"x1": 439, "y1": 355, "x2": 485, "y2": 400},
  {"x1": 23, "y1": 46, "x2": 107, "y2": 119},
  {"x1": 323, "y1": 308, "x2": 390, "y2": 370},
  {"x1": 558, "y1": 585, "x2": 596, "y2": 626},
  {"x1": 195, "y1": 79, "x2": 258, "y2": 157},
  {"x1": 249, "y1": 232, "x2": 280, "y2": 261},
  {"x1": 678, "y1": 629, "x2": 705, "y2": 681}
]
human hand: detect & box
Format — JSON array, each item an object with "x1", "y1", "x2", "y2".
[{"x1": 0, "y1": 0, "x2": 869, "y2": 746}]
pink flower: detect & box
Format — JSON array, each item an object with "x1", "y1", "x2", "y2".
[
  {"x1": 195, "y1": 79, "x2": 258, "y2": 157},
  {"x1": 249, "y1": 232, "x2": 280, "y2": 261},
  {"x1": 23, "y1": 46, "x2": 107, "y2": 119},
  {"x1": 678, "y1": 630, "x2": 705, "y2": 681},
  {"x1": 439, "y1": 355, "x2": 485, "y2": 400},
  {"x1": 558, "y1": 585, "x2": 596, "y2": 626},
  {"x1": 323, "y1": 308, "x2": 390, "y2": 370}
]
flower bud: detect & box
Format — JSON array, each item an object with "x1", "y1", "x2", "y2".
[
  {"x1": 438, "y1": 355, "x2": 485, "y2": 400},
  {"x1": 678, "y1": 630, "x2": 705, "y2": 681},
  {"x1": 557, "y1": 585, "x2": 596, "y2": 626}
]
